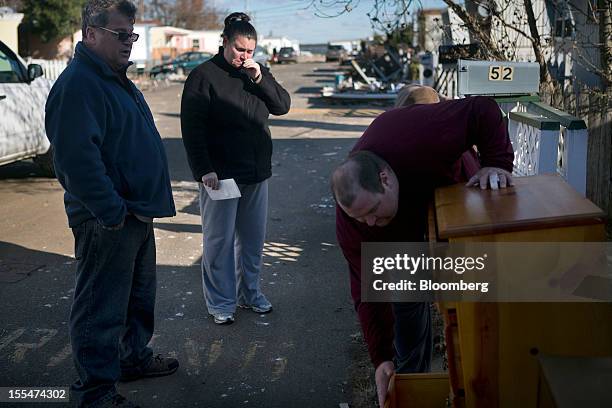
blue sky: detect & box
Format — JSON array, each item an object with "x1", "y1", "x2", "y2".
[{"x1": 215, "y1": 0, "x2": 447, "y2": 43}]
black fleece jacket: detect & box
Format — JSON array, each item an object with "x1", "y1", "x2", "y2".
[
  {"x1": 180, "y1": 50, "x2": 291, "y2": 184},
  {"x1": 46, "y1": 42, "x2": 176, "y2": 228}
]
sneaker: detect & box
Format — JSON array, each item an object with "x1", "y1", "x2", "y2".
[
  {"x1": 96, "y1": 394, "x2": 140, "y2": 407},
  {"x1": 238, "y1": 302, "x2": 273, "y2": 314},
  {"x1": 211, "y1": 313, "x2": 235, "y2": 325},
  {"x1": 119, "y1": 354, "x2": 179, "y2": 382}
]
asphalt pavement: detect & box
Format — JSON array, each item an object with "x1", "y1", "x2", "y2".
[{"x1": 0, "y1": 62, "x2": 387, "y2": 408}]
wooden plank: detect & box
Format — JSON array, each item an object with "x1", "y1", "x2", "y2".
[
  {"x1": 427, "y1": 201, "x2": 438, "y2": 243},
  {"x1": 496, "y1": 303, "x2": 612, "y2": 407},
  {"x1": 447, "y1": 224, "x2": 606, "y2": 243},
  {"x1": 585, "y1": 92, "x2": 612, "y2": 237},
  {"x1": 435, "y1": 175, "x2": 605, "y2": 239},
  {"x1": 386, "y1": 373, "x2": 450, "y2": 408},
  {"x1": 433, "y1": 172, "x2": 610, "y2": 408},
  {"x1": 538, "y1": 356, "x2": 612, "y2": 408},
  {"x1": 439, "y1": 305, "x2": 466, "y2": 407},
  {"x1": 508, "y1": 111, "x2": 559, "y2": 130},
  {"x1": 529, "y1": 101, "x2": 587, "y2": 130},
  {"x1": 447, "y1": 223, "x2": 609, "y2": 408},
  {"x1": 493, "y1": 95, "x2": 540, "y2": 104},
  {"x1": 386, "y1": 373, "x2": 397, "y2": 408}
]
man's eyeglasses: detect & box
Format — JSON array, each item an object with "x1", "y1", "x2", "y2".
[{"x1": 92, "y1": 26, "x2": 139, "y2": 43}]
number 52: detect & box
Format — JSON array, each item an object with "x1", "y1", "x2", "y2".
[{"x1": 489, "y1": 65, "x2": 514, "y2": 81}]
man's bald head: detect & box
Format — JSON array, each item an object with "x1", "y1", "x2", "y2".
[
  {"x1": 331, "y1": 151, "x2": 400, "y2": 227},
  {"x1": 331, "y1": 151, "x2": 388, "y2": 208},
  {"x1": 394, "y1": 85, "x2": 441, "y2": 108}
]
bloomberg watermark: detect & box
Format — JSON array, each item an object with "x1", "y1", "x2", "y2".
[{"x1": 361, "y1": 242, "x2": 612, "y2": 302}]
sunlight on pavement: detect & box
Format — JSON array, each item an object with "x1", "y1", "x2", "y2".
[{"x1": 262, "y1": 241, "x2": 304, "y2": 263}]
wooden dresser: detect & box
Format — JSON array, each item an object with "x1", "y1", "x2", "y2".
[
  {"x1": 387, "y1": 175, "x2": 612, "y2": 408},
  {"x1": 386, "y1": 174, "x2": 611, "y2": 408}
]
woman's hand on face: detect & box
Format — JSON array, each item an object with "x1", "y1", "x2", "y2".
[
  {"x1": 202, "y1": 172, "x2": 219, "y2": 190},
  {"x1": 242, "y1": 59, "x2": 261, "y2": 81}
]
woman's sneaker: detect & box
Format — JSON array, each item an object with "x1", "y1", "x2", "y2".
[
  {"x1": 211, "y1": 313, "x2": 234, "y2": 325},
  {"x1": 238, "y1": 301, "x2": 273, "y2": 314}
]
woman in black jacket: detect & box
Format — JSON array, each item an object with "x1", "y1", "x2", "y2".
[{"x1": 180, "y1": 12, "x2": 290, "y2": 325}]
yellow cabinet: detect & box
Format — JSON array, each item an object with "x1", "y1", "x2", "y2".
[{"x1": 430, "y1": 175, "x2": 611, "y2": 408}]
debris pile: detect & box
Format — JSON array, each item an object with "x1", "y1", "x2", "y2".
[{"x1": 320, "y1": 44, "x2": 422, "y2": 104}]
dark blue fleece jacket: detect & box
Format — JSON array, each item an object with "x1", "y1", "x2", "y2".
[{"x1": 45, "y1": 42, "x2": 175, "y2": 227}]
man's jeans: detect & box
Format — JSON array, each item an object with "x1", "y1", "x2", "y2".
[
  {"x1": 70, "y1": 216, "x2": 156, "y2": 407},
  {"x1": 393, "y1": 302, "x2": 432, "y2": 373}
]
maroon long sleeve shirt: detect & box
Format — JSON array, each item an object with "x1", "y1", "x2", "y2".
[{"x1": 335, "y1": 96, "x2": 514, "y2": 369}]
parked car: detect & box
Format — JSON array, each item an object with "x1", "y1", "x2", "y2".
[
  {"x1": 149, "y1": 51, "x2": 212, "y2": 78},
  {"x1": 253, "y1": 46, "x2": 271, "y2": 69},
  {"x1": 325, "y1": 44, "x2": 348, "y2": 63},
  {"x1": 277, "y1": 47, "x2": 298, "y2": 64},
  {"x1": 0, "y1": 40, "x2": 54, "y2": 176}
]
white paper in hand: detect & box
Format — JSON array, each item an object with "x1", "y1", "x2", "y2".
[{"x1": 204, "y1": 178, "x2": 242, "y2": 200}]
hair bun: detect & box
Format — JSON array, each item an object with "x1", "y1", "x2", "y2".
[{"x1": 225, "y1": 12, "x2": 250, "y2": 27}]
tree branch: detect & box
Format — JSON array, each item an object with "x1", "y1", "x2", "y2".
[
  {"x1": 441, "y1": 0, "x2": 506, "y2": 60},
  {"x1": 523, "y1": 0, "x2": 554, "y2": 84},
  {"x1": 598, "y1": 0, "x2": 612, "y2": 88}
]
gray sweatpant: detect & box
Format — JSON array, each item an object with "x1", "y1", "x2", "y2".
[{"x1": 198, "y1": 180, "x2": 269, "y2": 315}]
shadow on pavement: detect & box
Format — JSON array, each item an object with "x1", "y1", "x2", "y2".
[
  {"x1": 0, "y1": 160, "x2": 54, "y2": 180},
  {"x1": 302, "y1": 73, "x2": 337, "y2": 78},
  {"x1": 268, "y1": 118, "x2": 367, "y2": 133},
  {"x1": 154, "y1": 221, "x2": 201, "y2": 234},
  {"x1": 306, "y1": 96, "x2": 393, "y2": 109},
  {"x1": 158, "y1": 112, "x2": 180, "y2": 118},
  {"x1": 294, "y1": 86, "x2": 325, "y2": 94},
  {"x1": 310, "y1": 68, "x2": 344, "y2": 73},
  {"x1": 0, "y1": 241, "x2": 72, "y2": 283},
  {"x1": 325, "y1": 109, "x2": 383, "y2": 119}
]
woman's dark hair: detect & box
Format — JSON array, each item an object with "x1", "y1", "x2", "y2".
[{"x1": 223, "y1": 12, "x2": 257, "y2": 42}]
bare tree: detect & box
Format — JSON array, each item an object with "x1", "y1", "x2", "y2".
[
  {"x1": 145, "y1": 0, "x2": 222, "y2": 29},
  {"x1": 174, "y1": 0, "x2": 222, "y2": 29},
  {"x1": 309, "y1": 0, "x2": 609, "y2": 92},
  {"x1": 600, "y1": 0, "x2": 612, "y2": 91},
  {"x1": 440, "y1": 0, "x2": 506, "y2": 60}
]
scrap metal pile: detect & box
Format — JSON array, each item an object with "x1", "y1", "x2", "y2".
[{"x1": 320, "y1": 44, "x2": 418, "y2": 104}]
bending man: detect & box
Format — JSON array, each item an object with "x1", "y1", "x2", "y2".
[{"x1": 331, "y1": 96, "x2": 514, "y2": 406}]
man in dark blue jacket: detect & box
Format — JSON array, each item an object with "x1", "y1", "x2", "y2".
[{"x1": 45, "y1": 1, "x2": 178, "y2": 407}]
